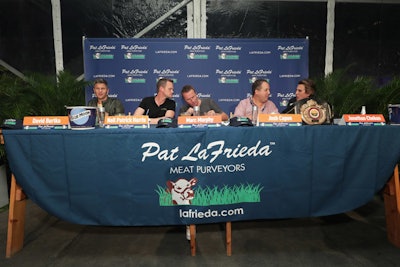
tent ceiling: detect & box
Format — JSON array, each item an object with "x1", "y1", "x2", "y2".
[
  {"x1": 253, "y1": 0, "x2": 399, "y2": 2},
  {"x1": 47, "y1": 0, "x2": 400, "y2": 78}
]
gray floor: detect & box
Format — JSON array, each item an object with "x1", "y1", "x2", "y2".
[{"x1": 1, "y1": 195, "x2": 400, "y2": 267}]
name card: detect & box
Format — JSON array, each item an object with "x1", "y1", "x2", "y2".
[
  {"x1": 258, "y1": 114, "x2": 302, "y2": 127},
  {"x1": 23, "y1": 116, "x2": 69, "y2": 130},
  {"x1": 104, "y1": 115, "x2": 149, "y2": 129},
  {"x1": 338, "y1": 114, "x2": 386, "y2": 126},
  {"x1": 178, "y1": 115, "x2": 222, "y2": 128}
]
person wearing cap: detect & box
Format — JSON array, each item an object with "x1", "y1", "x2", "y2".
[
  {"x1": 87, "y1": 78, "x2": 125, "y2": 116},
  {"x1": 233, "y1": 79, "x2": 279, "y2": 119},
  {"x1": 133, "y1": 78, "x2": 176, "y2": 121},
  {"x1": 179, "y1": 85, "x2": 229, "y2": 121}
]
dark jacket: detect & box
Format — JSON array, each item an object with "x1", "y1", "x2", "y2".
[{"x1": 87, "y1": 97, "x2": 125, "y2": 116}]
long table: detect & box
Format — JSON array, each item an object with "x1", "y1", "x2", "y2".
[{"x1": 3, "y1": 126, "x2": 400, "y2": 256}]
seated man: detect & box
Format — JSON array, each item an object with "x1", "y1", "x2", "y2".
[
  {"x1": 234, "y1": 79, "x2": 279, "y2": 118},
  {"x1": 133, "y1": 78, "x2": 176, "y2": 121},
  {"x1": 179, "y1": 85, "x2": 229, "y2": 121},
  {"x1": 87, "y1": 78, "x2": 125, "y2": 115},
  {"x1": 281, "y1": 78, "x2": 316, "y2": 114},
  {"x1": 282, "y1": 78, "x2": 333, "y2": 124}
]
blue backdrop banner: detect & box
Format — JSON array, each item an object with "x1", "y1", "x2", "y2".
[
  {"x1": 83, "y1": 38, "x2": 309, "y2": 114},
  {"x1": 3, "y1": 126, "x2": 400, "y2": 226}
]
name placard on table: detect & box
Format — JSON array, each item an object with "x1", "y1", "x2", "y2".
[
  {"x1": 23, "y1": 116, "x2": 69, "y2": 130},
  {"x1": 338, "y1": 114, "x2": 386, "y2": 126},
  {"x1": 258, "y1": 114, "x2": 302, "y2": 127},
  {"x1": 177, "y1": 115, "x2": 222, "y2": 128},
  {"x1": 104, "y1": 115, "x2": 150, "y2": 128}
]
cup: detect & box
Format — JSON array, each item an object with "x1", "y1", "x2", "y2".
[
  {"x1": 193, "y1": 106, "x2": 200, "y2": 116},
  {"x1": 252, "y1": 105, "x2": 258, "y2": 125},
  {"x1": 360, "y1": 106, "x2": 366, "y2": 115},
  {"x1": 98, "y1": 107, "x2": 105, "y2": 127}
]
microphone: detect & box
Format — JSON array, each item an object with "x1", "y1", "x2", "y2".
[
  {"x1": 282, "y1": 97, "x2": 303, "y2": 114},
  {"x1": 282, "y1": 102, "x2": 296, "y2": 114}
]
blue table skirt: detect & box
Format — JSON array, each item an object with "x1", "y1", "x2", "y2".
[{"x1": 3, "y1": 125, "x2": 400, "y2": 226}]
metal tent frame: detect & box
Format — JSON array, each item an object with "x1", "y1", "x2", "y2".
[{"x1": 1, "y1": 0, "x2": 398, "y2": 78}]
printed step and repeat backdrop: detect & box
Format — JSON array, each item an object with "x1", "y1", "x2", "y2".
[{"x1": 83, "y1": 38, "x2": 308, "y2": 114}]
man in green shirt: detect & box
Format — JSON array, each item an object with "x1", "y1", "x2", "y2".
[{"x1": 87, "y1": 78, "x2": 125, "y2": 116}]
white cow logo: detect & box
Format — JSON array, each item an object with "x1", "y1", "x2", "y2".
[{"x1": 167, "y1": 178, "x2": 198, "y2": 205}]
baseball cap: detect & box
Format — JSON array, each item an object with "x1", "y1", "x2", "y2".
[
  {"x1": 229, "y1": 116, "x2": 253, "y2": 127},
  {"x1": 156, "y1": 117, "x2": 178, "y2": 128}
]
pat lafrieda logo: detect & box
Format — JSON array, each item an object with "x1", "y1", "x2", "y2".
[
  {"x1": 156, "y1": 177, "x2": 263, "y2": 206},
  {"x1": 140, "y1": 140, "x2": 274, "y2": 163},
  {"x1": 277, "y1": 45, "x2": 303, "y2": 60},
  {"x1": 93, "y1": 52, "x2": 114, "y2": 59},
  {"x1": 187, "y1": 52, "x2": 208, "y2": 59},
  {"x1": 166, "y1": 178, "x2": 198, "y2": 205}
]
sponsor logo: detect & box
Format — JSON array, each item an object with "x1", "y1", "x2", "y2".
[
  {"x1": 277, "y1": 92, "x2": 296, "y2": 98},
  {"x1": 248, "y1": 76, "x2": 270, "y2": 84},
  {"x1": 248, "y1": 50, "x2": 272, "y2": 55},
  {"x1": 89, "y1": 45, "x2": 116, "y2": 51},
  {"x1": 166, "y1": 178, "x2": 198, "y2": 205},
  {"x1": 216, "y1": 69, "x2": 242, "y2": 75},
  {"x1": 277, "y1": 45, "x2": 304, "y2": 51},
  {"x1": 121, "y1": 44, "x2": 148, "y2": 51},
  {"x1": 122, "y1": 69, "x2": 149, "y2": 75},
  {"x1": 218, "y1": 53, "x2": 239, "y2": 60},
  {"x1": 197, "y1": 93, "x2": 211, "y2": 98},
  {"x1": 153, "y1": 69, "x2": 180, "y2": 75},
  {"x1": 125, "y1": 77, "x2": 146, "y2": 83},
  {"x1": 279, "y1": 74, "x2": 302, "y2": 78},
  {"x1": 280, "y1": 52, "x2": 301, "y2": 60},
  {"x1": 124, "y1": 53, "x2": 145, "y2": 59},
  {"x1": 70, "y1": 108, "x2": 91, "y2": 124},
  {"x1": 246, "y1": 69, "x2": 272, "y2": 75},
  {"x1": 215, "y1": 45, "x2": 242, "y2": 51},
  {"x1": 93, "y1": 53, "x2": 114, "y2": 59},
  {"x1": 93, "y1": 74, "x2": 115, "y2": 78},
  {"x1": 184, "y1": 44, "x2": 211, "y2": 51},
  {"x1": 187, "y1": 53, "x2": 208, "y2": 59},
  {"x1": 186, "y1": 74, "x2": 209, "y2": 78},
  {"x1": 140, "y1": 140, "x2": 273, "y2": 163},
  {"x1": 218, "y1": 98, "x2": 241, "y2": 102},
  {"x1": 155, "y1": 50, "x2": 178, "y2": 54},
  {"x1": 218, "y1": 77, "x2": 239, "y2": 84},
  {"x1": 157, "y1": 177, "x2": 262, "y2": 207},
  {"x1": 155, "y1": 77, "x2": 178, "y2": 83}
]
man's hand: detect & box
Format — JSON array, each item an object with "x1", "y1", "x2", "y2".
[{"x1": 205, "y1": 110, "x2": 216, "y2": 116}]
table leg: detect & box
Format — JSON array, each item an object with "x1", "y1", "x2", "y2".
[
  {"x1": 6, "y1": 174, "x2": 26, "y2": 258},
  {"x1": 189, "y1": 224, "x2": 196, "y2": 256},
  {"x1": 226, "y1": 221, "x2": 232, "y2": 256},
  {"x1": 384, "y1": 164, "x2": 400, "y2": 248}
]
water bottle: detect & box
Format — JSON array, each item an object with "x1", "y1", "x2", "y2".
[
  {"x1": 193, "y1": 106, "x2": 200, "y2": 116},
  {"x1": 360, "y1": 106, "x2": 366, "y2": 115},
  {"x1": 98, "y1": 106, "x2": 105, "y2": 127},
  {"x1": 252, "y1": 105, "x2": 258, "y2": 125}
]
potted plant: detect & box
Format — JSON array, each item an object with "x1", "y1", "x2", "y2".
[
  {"x1": 314, "y1": 68, "x2": 375, "y2": 118},
  {"x1": 315, "y1": 68, "x2": 400, "y2": 120},
  {"x1": 0, "y1": 70, "x2": 89, "y2": 204}
]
